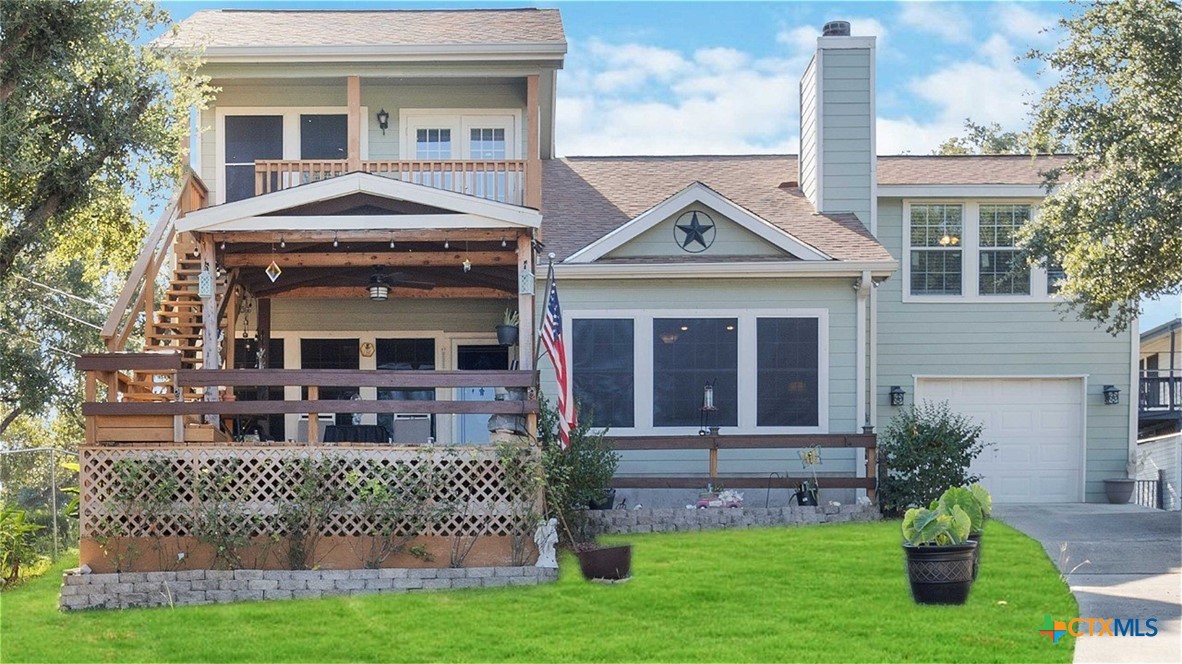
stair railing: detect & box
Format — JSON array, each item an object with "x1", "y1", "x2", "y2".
[{"x1": 101, "y1": 169, "x2": 208, "y2": 351}]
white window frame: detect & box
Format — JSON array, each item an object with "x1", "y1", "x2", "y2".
[
  {"x1": 902, "y1": 199, "x2": 1054, "y2": 303},
  {"x1": 565, "y1": 308, "x2": 830, "y2": 436},
  {"x1": 214, "y1": 106, "x2": 370, "y2": 204},
  {"x1": 399, "y1": 109, "x2": 521, "y2": 160}
]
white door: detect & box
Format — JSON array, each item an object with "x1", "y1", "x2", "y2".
[{"x1": 915, "y1": 378, "x2": 1085, "y2": 503}]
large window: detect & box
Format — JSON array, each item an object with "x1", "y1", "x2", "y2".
[
  {"x1": 978, "y1": 204, "x2": 1031, "y2": 295},
  {"x1": 905, "y1": 201, "x2": 1055, "y2": 301},
  {"x1": 300, "y1": 338, "x2": 359, "y2": 426},
  {"x1": 224, "y1": 115, "x2": 283, "y2": 203},
  {"x1": 299, "y1": 114, "x2": 347, "y2": 160},
  {"x1": 909, "y1": 204, "x2": 963, "y2": 295},
  {"x1": 756, "y1": 318, "x2": 819, "y2": 427},
  {"x1": 572, "y1": 319, "x2": 634, "y2": 428},
  {"x1": 653, "y1": 318, "x2": 739, "y2": 427}
]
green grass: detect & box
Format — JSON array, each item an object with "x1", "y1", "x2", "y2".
[{"x1": 0, "y1": 521, "x2": 1076, "y2": 663}]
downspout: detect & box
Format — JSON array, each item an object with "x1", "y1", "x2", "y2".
[{"x1": 855, "y1": 270, "x2": 872, "y2": 497}]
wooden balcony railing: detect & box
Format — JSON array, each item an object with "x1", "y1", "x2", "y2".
[
  {"x1": 1140, "y1": 373, "x2": 1181, "y2": 411},
  {"x1": 77, "y1": 353, "x2": 537, "y2": 445},
  {"x1": 254, "y1": 159, "x2": 528, "y2": 205}
]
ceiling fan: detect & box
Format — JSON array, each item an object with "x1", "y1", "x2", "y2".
[{"x1": 368, "y1": 267, "x2": 434, "y2": 301}]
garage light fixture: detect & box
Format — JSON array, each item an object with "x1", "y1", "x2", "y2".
[
  {"x1": 1103, "y1": 384, "x2": 1120, "y2": 405},
  {"x1": 889, "y1": 385, "x2": 906, "y2": 407}
]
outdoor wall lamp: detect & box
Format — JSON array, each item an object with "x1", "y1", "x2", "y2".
[
  {"x1": 376, "y1": 108, "x2": 390, "y2": 135},
  {"x1": 889, "y1": 385, "x2": 906, "y2": 407},
  {"x1": 1103, "y1": 384, "x2": 1120, "y2": 405}
]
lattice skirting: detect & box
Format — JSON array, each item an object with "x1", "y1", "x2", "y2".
[{"x1": 80, "y1": 445, "x2": 540, "y2": 541}]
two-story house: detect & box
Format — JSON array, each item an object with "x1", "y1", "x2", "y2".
[{"x1": 77, "y1": 9, "x2": 1133, "y2": 574}]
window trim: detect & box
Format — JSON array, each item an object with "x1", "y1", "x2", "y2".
[
  {"x1": 565, "y1": 308, "x2": 830, "y2": 436},
  {"x1": 399, "y1": 109, "x2": 522, "y2": 161},
  {"x1": 902, "y1": 199, "x2": 1055, "y2": 303},
  {"x1": 214, "y1": 106, "x2": 370, "y2": 204}
]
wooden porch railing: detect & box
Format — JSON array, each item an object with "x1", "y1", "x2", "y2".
[
  {"x1": 100, "y1": 170, "x2": 208, "y2": 351},
  {"x1": 77, "y1": 354, "x2": 537, "y2": 445},
  {"x1": 254, "y1": 159, "x2": 528, "y2": 205},
  {"x1": 1140, "y1": 373, "x2": 1181, "y2": 411},
  {"x1": 607, "y1": 434, "x2": 879, "y2": 500}
]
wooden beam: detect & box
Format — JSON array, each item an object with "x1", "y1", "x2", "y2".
[
  {"x1": 199, "y1": 235, "x2": 221, "y2": 423},
  {"x1": 608, "y1": 434, "x2": 877, "y2": 451},
  {"x1": 265, "y1": 286, "x2": 514, "y2": 300},
  {"x1": 176, "y1": 369, "x2": 535, "y2": 388},
  {"x1": 256, "y1": 298, "x2": 271, "y2": 369},
  {"x1": 223, "y1": 251, "x2": 513, "y2": 269},
  {"x1": 208, "y1": 229, "x2": 513, "y2": 244},
  {"x1": 525, "y1": 74, "x2": 541, "y2": 210},
  {"x1": 610, "y1": 476, "x2": 877, "y2": 490},
  {"x1": 84, "y1": 373, "x2": 97, "y2": 445},
  {"x1": 346, "y1": 75, "x2": 361, "y2": 171},
  {"x1": 76, "y1": 353, "x2": 183, "y2": 372},
  {"x1": 517, "y1": 233, "x2": 535, "y2": 371},
  {"x1": 307, "y1": 385, "x2": 319, "y2": 444},
  {"x1": 82, "y1": 399, "x2": 539, "y2": 417}
]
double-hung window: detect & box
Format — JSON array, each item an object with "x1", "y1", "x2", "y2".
[
  {"x1": 909, "y1": 204, "x2": 963, "y2": 295},
  {"x1": 978, "y1": 204, "x2": 1031, "y2": 295}
]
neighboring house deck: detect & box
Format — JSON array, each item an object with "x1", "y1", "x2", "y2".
[{"x1": 1139, "y1": 317, "x2": 1182, "y2": 437}]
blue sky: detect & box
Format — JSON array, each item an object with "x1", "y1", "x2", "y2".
[{"x1": 153, "y1": 0, "x2": 1181, "y2": 326}]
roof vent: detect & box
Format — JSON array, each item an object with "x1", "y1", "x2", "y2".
[{"x1": 822, "y1": 20, "x2": 851, "y2": 37}]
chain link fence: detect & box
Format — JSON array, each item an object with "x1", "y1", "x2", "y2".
[{"x1": 0, "y1": 447, "x2": 79, "y2": 560}]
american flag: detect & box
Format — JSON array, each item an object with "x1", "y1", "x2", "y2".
[{"x1": 540, "y1": 262, "x2": 575, "y2": 448}]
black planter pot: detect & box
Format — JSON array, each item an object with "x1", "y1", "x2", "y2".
[
  {"x1": 588, "y1": 489, "x2": 616, "y2": 510},
  {"x1": 576, "y1": 544, "x2": 632, "y2": 581},
  {"x1": 795, "y1": 489, "x2": 818, "y2": 506},
  {"x1": 496, "y1": 324, "x2": 519, "y2": 347},
  {"x1": 1103, "y1": 478, "x2": 1134, "y2": 504},
  {"x1": 903, "y1": 542, "x2": 977, "y2": 605},
  {"x1": 968, "y1": 531, "x2": 982, "y2": 580}
]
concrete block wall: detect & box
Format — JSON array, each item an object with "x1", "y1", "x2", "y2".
[
  {"x1": 60, "y1": 566, "x2": 558, "y2": 612},
  {"x1": 580, "y1": 503, "x2": 880, "y2": 535}
]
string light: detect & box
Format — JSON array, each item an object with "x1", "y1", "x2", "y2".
[
  {"x1": 333, "y1": 233, "x2": 339, "y2": 248},
  {"x1": 280, "y1": 236, "x2": 286, "y2": 248}
]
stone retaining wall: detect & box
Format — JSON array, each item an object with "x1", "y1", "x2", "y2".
[
  {"x1": 60, "y1": 566, "x2": 558, "y2": 611},
  {"x1": 580, "y1": 503, "x2": 880, "y2": 535}
]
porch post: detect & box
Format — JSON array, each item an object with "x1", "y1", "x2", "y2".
[
  {"x1": 200, "y1": 234, "x2": 221, "y2": 425},
  {"x1": 517, "y1": 232, "x2": 535, "y2": 371},
  {"x1": 347, "y1": 75, "x2": 362, "y2": 172},
  {"x1": 525, "y1": 75, "x2": 541, "y2": 211}
]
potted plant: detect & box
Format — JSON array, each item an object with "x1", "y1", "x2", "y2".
[
  {"x1": 572, "y1": 540, "x2": 632, "y2": 582},
  {"x1": 901, "y1": 502, "x2": 977, "y2": 605},
  {"x1": 496, "y1": 309, "x2": 519, "y2": 346},
  {"x1": 794, "y1": 479, "x2": 819, "y2": 506},
  {"x1": 935, "y1": 484, "x2": 991, "y2": 580},
  {"x1": 1104, "y1": 460, "x2": 1136, "y2": 503}
]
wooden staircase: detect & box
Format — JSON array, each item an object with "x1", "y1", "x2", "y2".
[{"x1": 121, "y1": 253, "x2": 226, "y2": 402}]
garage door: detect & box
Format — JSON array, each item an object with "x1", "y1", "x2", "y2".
[{"x1": 915, "y1": 378, "x2": 1084, "y2": 503}]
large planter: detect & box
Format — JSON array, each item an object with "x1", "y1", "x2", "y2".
[
  {"x1": 496, "y1": 324, "x2": 519, "y2": 346},
  {"x1": 968, "y1": 531, "x2": 982, "y2": 580},
  {"x1": 588, "y1": 489, "x2": 616, "y2": 510},
  {"x1": 902, "y1": 542, "x2": 977, "y2": 605},
  {"x1": 1103, "y1": 478, "x2": 1135, "y2": 504},
  {"x1": 576, "y1": 544, "x2": 632, "y2": 581}
]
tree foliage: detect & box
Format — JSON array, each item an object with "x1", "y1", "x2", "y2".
[
  {"x1": 934, "y1": 119, "x2": 1062, "y2": 156},
  {"x1": 0, "y1": 0, "x2": 209, "y2": 280},
  {"x1": 1020, "y1": 0, "x2": 1182, "y2": 332}
]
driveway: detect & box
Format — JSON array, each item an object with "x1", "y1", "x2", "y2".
[{"x1": 995, "y1": 504, "x2": 1181, "y2": 663}]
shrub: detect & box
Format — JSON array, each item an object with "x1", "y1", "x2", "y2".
[
  {"x1": 1, "y1": 504, "x2": 44, "y2": 587},
  {"x1": 878, "y1": 401, "x2": 988, "y2": 517},
  {"x1": 539, "y1": 395, "x2": 619, "y2": 543}
]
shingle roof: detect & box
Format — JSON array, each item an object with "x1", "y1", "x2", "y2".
[
  {"x1": 542, "y1": 156, "x2": 892, "y2": 263},
  {"x1": 877, "y1": 154, "x2": 1069, "y2": 185},
  {"x1": 157, "y1": 9, "x2": 566, "y2": 50}
]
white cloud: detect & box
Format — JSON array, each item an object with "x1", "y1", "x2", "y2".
[
  {"x1": 897, "y1": 2, "x2": 974, "y2": 44},
  {"x1": 993, "y1": 3, "x2": 1059, "y2": 49}
]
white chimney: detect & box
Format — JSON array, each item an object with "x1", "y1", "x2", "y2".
[{"x1": 798, "y1": 21, "x2": 877, "y2": 232}]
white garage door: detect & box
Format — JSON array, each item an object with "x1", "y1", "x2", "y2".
[{"x1": 915, "y1": 378, "x2": 1085, "y2": 503}]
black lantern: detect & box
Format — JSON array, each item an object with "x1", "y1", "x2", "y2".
[
  {"x1": 376, "y1": 108, "x2": 390, "y2": 135},
  {"x1": 1103, "y1": 384, "x2": 1120, "y2": 405},
  {"x1": 889, "y1": 385, "x2": 906, "y2": 407},
  {"x1": 368, "y1": 269, "x2": 389, "y2": 302}
]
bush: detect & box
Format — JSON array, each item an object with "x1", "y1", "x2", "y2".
[
  {"x1": 878, "y1": 401, "x2": 989, "y2": 517},
  {"x1": 1, "y1": 503, "x2": 44, "y2": 587},
  {"x1": 539, "y1": 396, "x2": 619, "y2": 543}
]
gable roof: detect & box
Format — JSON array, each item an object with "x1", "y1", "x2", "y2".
[
  {"x1": 566, "y1": 181, "x2": 830, "y2": 263},
  {"x1": 542, "y1": 156, "x2": 891, "y2": 263},
  {"x1": 177, "y1": 172, "x2": 542, "y2": 233},
  {"x1": 157, "y1": 9, "x2": 566, "y2": 55}
]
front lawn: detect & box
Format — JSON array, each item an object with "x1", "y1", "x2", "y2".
[{"x1": 0, "y1": 520, "x2": 1075, "y2": 662}]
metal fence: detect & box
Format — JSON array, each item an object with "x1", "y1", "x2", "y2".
[{"x1": 0, "y1": 447, "x2": 79, "y2": 560}]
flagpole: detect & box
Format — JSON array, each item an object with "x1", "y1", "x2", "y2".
[{"x1": 531, "y1": 254, "x2": 555, "y2": 443}]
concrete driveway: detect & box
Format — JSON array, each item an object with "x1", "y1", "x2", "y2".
[{"x1": 995, "y1": 504, "x2": 1181, "y2": 663}]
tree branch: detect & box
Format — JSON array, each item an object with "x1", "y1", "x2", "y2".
[{"x1": 0, "y1": 406, "x2": 24, "y2": 437}]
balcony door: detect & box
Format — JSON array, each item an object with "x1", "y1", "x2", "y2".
[
  {"x1": 452, "y1": 342, "x2": 510, "y2": 445},
  {"x1": 401, "y1": 111, "x2": 520, "y2": 202}
]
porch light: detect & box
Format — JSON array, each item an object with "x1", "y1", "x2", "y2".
[
  {"x1": 376, "y1": 109, "x2": 390, "y2": 134},
  {"x1": 889, "y1": 385, "x2": 906, "y2": 407},
  {"x1": 1103, "y1": 384, "x2": 1120, "y2": 405},
  {"x1": 368, "y1": 269, "x2": 389, "y2": 302}
]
